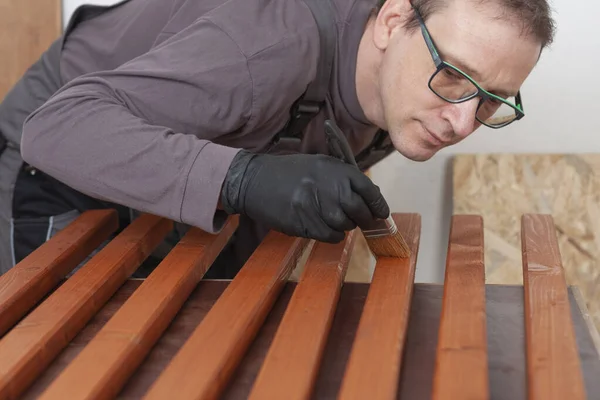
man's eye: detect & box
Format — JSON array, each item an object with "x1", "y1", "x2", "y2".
[{"x1": 444, "y1": 69, "x2": 461, "y2": 79}]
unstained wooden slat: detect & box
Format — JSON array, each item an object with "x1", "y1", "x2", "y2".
[
  {"x1": 432, "y1": 215, "x2": 488, "y2": 400},
  {"x1": 248, "y1": 229, "x2": 358, "y2": 400},
  {"x1": 338, "y1": 213, "x2": 421, "y2": 400},
  {"x1": 0, "y1": 209, "x2": 118, "y2": 337},
  {"x1": 521, "y1": 214, "x2": 586, "y2": 400},
  {"x1": 143, "y1": 232, "x2": 311, "y2": 400},
  {"x1": 37, "y1": 216, "x2": 239, "y2": 400},
  {"x1": 0, "y1": 214, "x2": 172, "y2": 400}
]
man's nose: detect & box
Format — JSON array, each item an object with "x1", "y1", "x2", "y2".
[{"x1": 443, "y1": 97, "x2": 480, "y2": 138}]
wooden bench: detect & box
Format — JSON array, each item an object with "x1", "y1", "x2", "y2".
[{"x1": 0, "y1": 210, "x2": 598, "y2": 399}]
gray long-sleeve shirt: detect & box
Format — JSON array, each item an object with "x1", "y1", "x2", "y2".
[{"x1": 21, "y1": 0, "x2": 382, "y2": 234}]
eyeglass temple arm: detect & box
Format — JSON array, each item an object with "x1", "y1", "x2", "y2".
[{"x1": 411, "y1": 5, "x2": 443, "y2": 67}]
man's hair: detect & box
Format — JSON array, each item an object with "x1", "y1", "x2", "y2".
[{"x1": 379, "y1": 0, "x2": 556, "y2": 49}]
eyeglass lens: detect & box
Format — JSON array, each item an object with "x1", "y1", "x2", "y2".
[{"x1": 430, "y1": 65, "x2": 518, "y2": 127}]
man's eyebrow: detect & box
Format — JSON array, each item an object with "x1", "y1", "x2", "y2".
[
  {"x1": 444, "y1": 55, "x2": 519, "y2": 98},
  {"x1": 444, "y1": 55, "x2": 482, "y2": 81}
]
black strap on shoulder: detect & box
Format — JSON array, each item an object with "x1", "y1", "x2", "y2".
[
  {"x1": 354, "y1": 128, "x2": 395, "y2": 171},
  {"x1": 302, "y1": 0, "x2": 336, "y2": 110},
  {"x1": 272, "y1": 0, "x2": 337, "y2": 148}
]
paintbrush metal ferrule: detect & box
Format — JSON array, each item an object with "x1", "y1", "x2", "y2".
[{"x1": 361, "y1": 215, "x2": 398, "y2": 238}]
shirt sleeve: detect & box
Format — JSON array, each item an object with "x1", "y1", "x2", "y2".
[{"x1": 21, "y1": 19, "x2": 253, "y2": 233}]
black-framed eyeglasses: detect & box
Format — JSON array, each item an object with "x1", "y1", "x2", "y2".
[{"x1": 412, "y1": 4, "x2": 525, "y2": 128}]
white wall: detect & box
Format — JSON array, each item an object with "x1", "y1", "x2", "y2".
[
  {"x1": 62, "y1": 0, "x2": 119, "y2": 28},
  {"x1": 62, "y1": 0, "x2": 598, "y2": 283}
]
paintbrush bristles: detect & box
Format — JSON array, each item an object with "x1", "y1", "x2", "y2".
[{"x1": 364, "y1": 230, "x2": 411, "y2": 258}]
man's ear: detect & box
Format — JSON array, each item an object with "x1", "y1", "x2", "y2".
[{"x1": 373, "y1": 0, "x2": 414, "y2": 51}]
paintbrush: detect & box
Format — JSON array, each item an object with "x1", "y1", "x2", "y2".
[{"x1": 324, "y1": 119, "x2": 410, "y2": 258}]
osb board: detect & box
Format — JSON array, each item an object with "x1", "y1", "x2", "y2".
[
  {"x1": 0, "y1": 0, "x2": 62, "y2": 99},
  {"x1": 453, "y1": 154, "x2": 600, "y2": 332}
]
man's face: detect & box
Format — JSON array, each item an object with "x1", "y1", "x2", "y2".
[{"x1": 369, "y1": 0, "x2": 542, "y2": 161}]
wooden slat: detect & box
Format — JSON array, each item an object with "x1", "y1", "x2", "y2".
[
  {"x1": 143, "y1": 232, "x2": 311, "y2": 400},
  {"x1": 37, "y1": 217, "x2": 239, "y2": 400},
  {"x1": 521, "y1": 214, "x2": 586, "y2": 400},
  {"x1": 0, "y1": 213, "x2": 172, "y2": 399},
  {"x1": 0, "y1": 209, "x2": 118, "y2": 337},
  {"x1": 338, "y1": 213, "x2": 421, "y2": 400},
  {"x1": 431, "y1": 215, "x2": 488, "y2": 400},
  {"x1": 248, "y1": 229, "x2": 358, "y2": 400}
]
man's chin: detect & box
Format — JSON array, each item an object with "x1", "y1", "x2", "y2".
[
  {"x1": 400, "y1": 150, "x2": 436, "y2": 162},
  {"x1": 388, "y1": 126, "x2": 442, "y2": 162},
  {"x1": 393, "y1": 142, "x2": 440, "y2": 162}
]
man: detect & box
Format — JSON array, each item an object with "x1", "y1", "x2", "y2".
[{"x1": 0, "y1": 0, "x2": 554, "y2": 277}]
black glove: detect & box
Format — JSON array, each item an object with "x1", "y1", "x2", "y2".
[{"x1": 220, "y1": 150, "x2": 390, "y2": 243}]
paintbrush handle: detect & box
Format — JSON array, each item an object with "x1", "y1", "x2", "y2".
[{"x1": 324, "y1": 119, "x2": 399, "y2": 234}]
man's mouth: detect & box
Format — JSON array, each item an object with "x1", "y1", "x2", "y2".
[{"x1": 422, "y1": 124, "x2": 451, "y2": 146}]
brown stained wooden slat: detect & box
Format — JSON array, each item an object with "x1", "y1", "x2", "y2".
[
  {"x1": 521, "y1": 214, "x2": 586, "y2": 400},
  {"x1": 0, "y1": 214, "x2": 172, "y2": 400},
  {"x1": 37, "y1": 217, "x2": 239, "y2": 400},
  {"x1": 431, "y1": 215, "x2": 488, "y2": 400},
  {"x1": 248, "y1": 229, "x2": 358, "y2": 400},
  {"x1": 338, "y1": 213, "x2": 421, "y2": 400},
  {"x1": 17, "y1": 282, "x2": 600, "y2": 400},
  {"x1": 143, "y1": 232, "x2": 311, "y2": 400},
  {"x1": 0, "y1": 209, "x2": 118, "y2": 337}
]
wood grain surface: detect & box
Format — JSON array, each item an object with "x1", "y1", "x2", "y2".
[
  {"x1": 16, "y1": 282, "x2": 600, "y2": 400},
  {"x1": 0, "y1": 209, "x2": 118, "y2": 337},
  {"x1": 337, "y1": 213, "x2": 421, "y2": 400},
  {"x1": 0, "y1": 0, "x2": 61, "y2": 99},
  {"x1": 142, "y1": 232, "x2": 311, "y2": 400},
  {"x1": 248, "y1": 229, "x2": 358, "y2": 400},
  {"x1": 37, "y1": 217, "x2": 239, "y2": 400},
  {"x1": 521, "y1": 214, "x2": 586, "y2": 400},
  {"x1": 432, "y1": 215, "x2": 488, "y2": 400},
  {"x1": 0, "y1": 214, "x2": 171, "y2": 400}
]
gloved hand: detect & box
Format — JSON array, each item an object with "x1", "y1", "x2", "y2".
[{"x1": 220, "y1": 150, "x2": 390, "y2": 243}]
